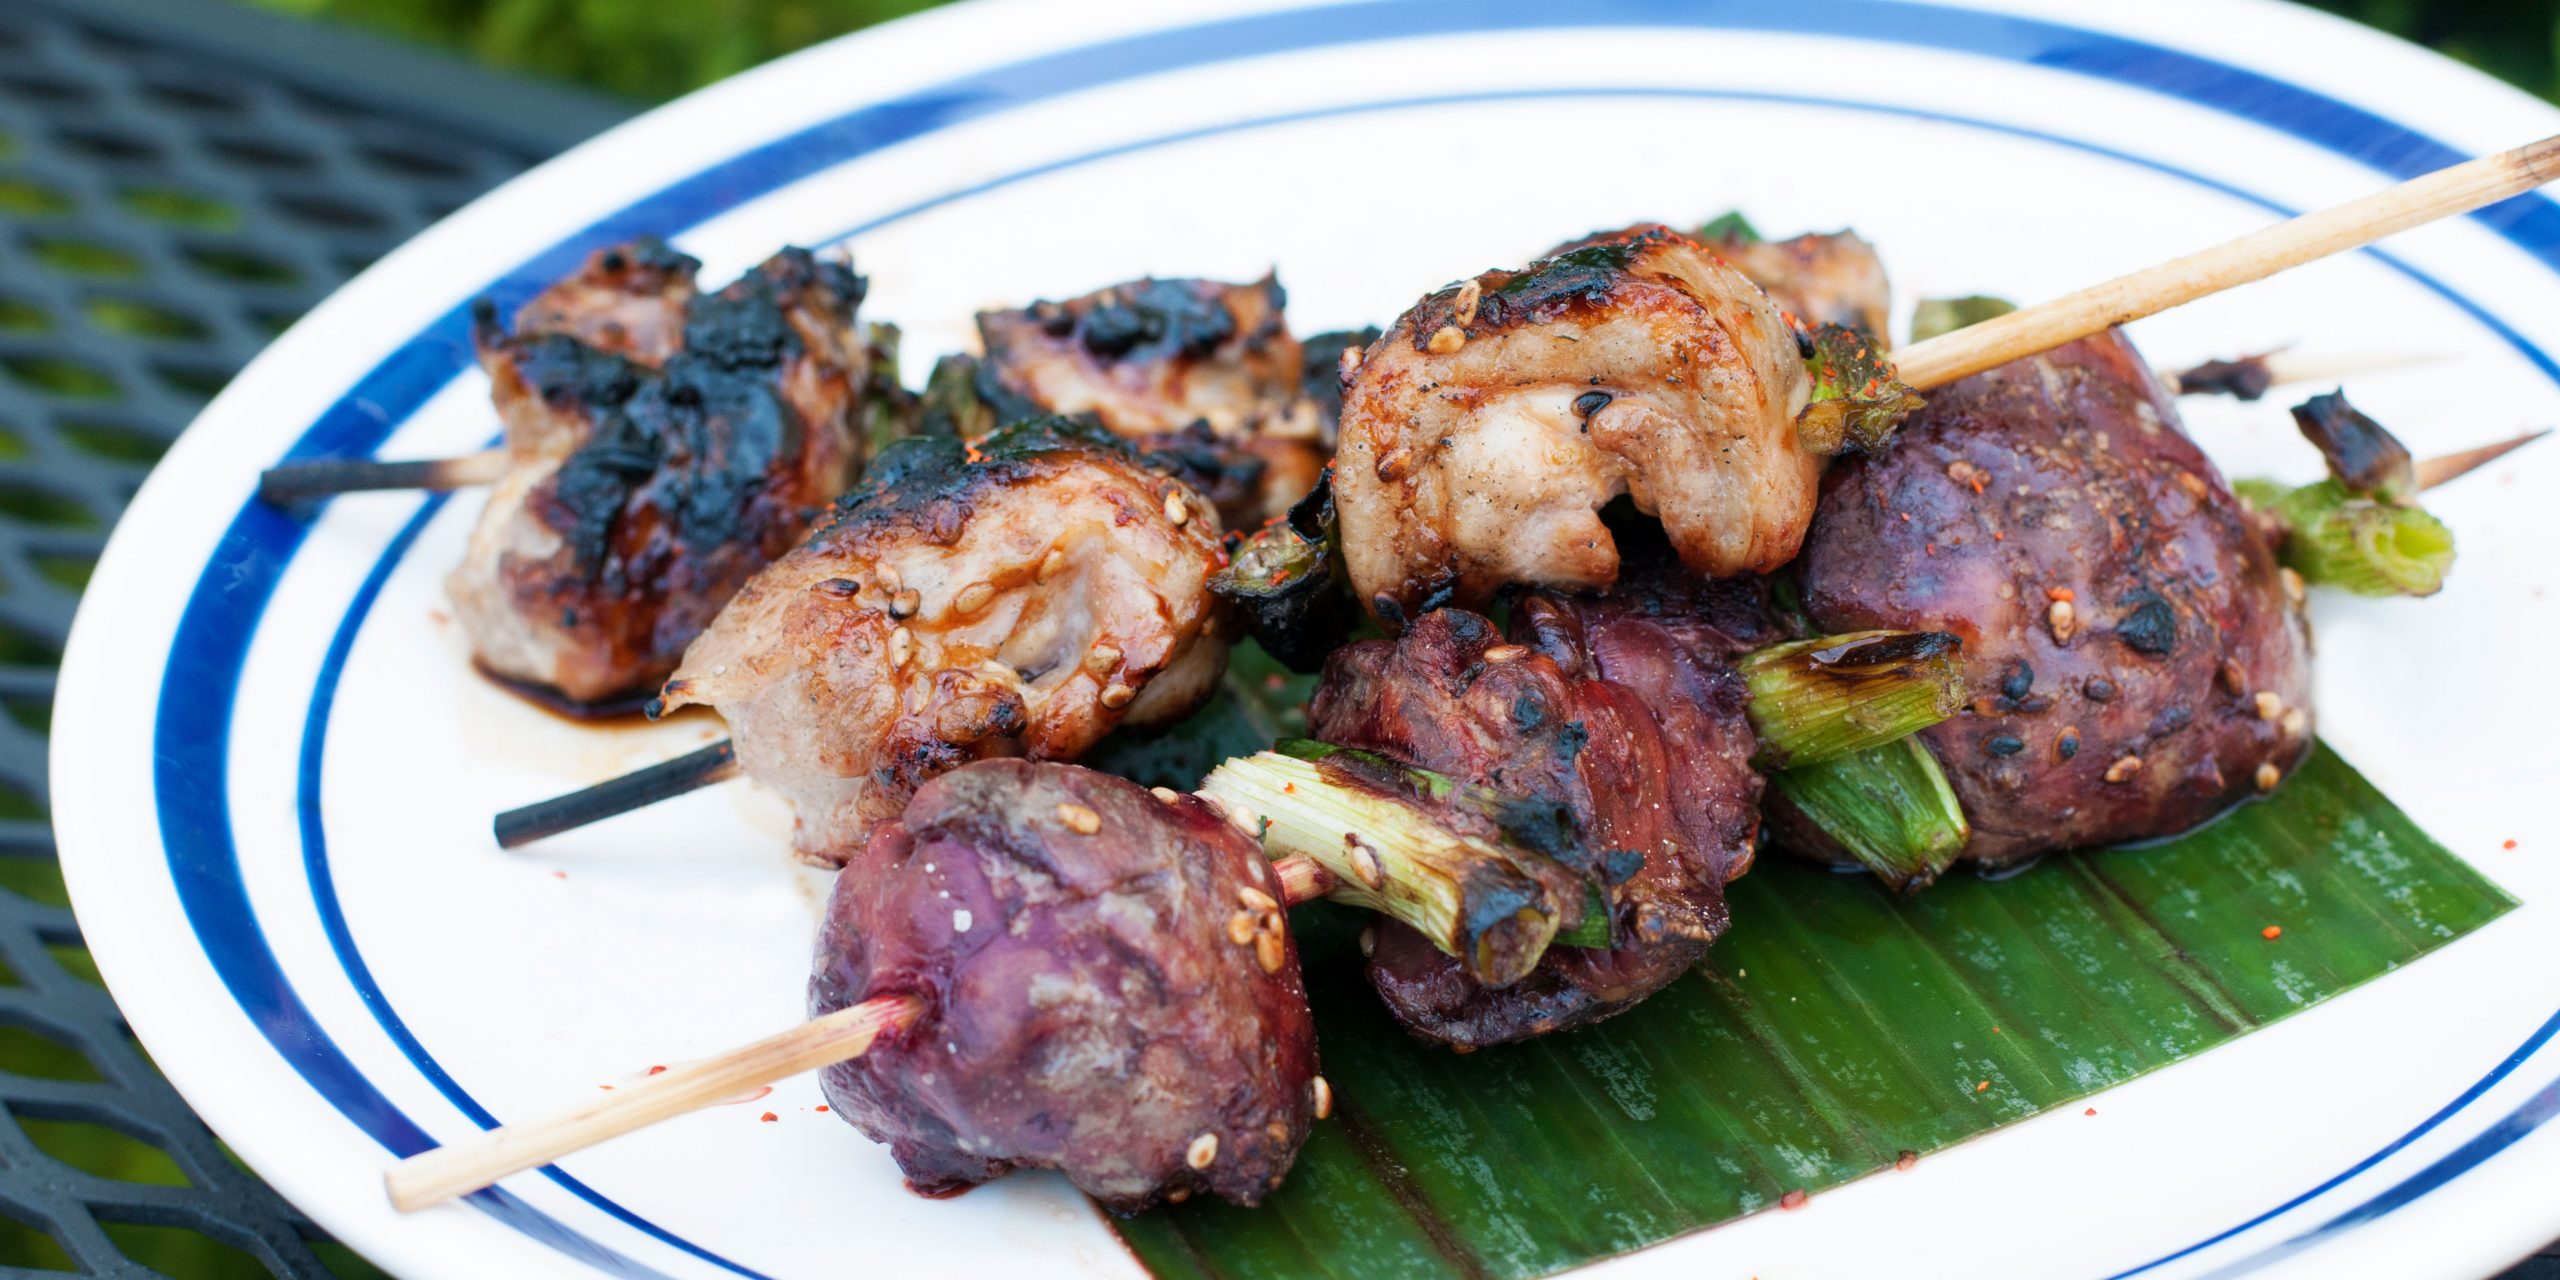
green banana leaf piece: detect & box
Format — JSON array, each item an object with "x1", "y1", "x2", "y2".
[{"x1": 1093, "y1": 641, "x2": 2512, "y2": 1280}]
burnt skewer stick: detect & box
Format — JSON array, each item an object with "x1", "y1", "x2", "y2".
[
  {"x1": 1894, "y1": 133, "x2": 2560, "y2": 391},
  {"x1": 383, "y1": 857, "x2": 1339, "y2": 1212},
  {"x1": 257, "y1": 447, "x2": 509, "y2": 505},
  {"x1": 492, "y1": 741, "x2": 737, "y2": 848}
]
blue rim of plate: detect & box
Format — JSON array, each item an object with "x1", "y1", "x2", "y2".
[{"x1": 132, "y1": 2, "x2": 2560, "y2": 1276}]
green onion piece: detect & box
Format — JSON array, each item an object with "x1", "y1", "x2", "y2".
[
  {"x1": 1201, "y1": 751, "x2": 1584, "y2": 985},
  {"x1": 916, "y1": 352, "x2": 997, "y2": 439},
  {"x1": 1697, "y1": 210, "x2": 1763, "y2": 243},
  {"x1": 1908, "y1": 294, "x2": 2017, "y2": 343},
  {"x1": 1210, "y1": 477, "x2": 1358, "y2": 673},
  {"x1": 858, "y1": 322, "x2": 919, "y2": 456},
  {"x1": 1796, "y1": 320, "x2": 1925, "y2": 455},
  {"x1": 2237, "y1": 477, "x2": 2456, "y2": 598},
  {"x1": 1774, "y1": 738, "x2": 1970, "y2": 895},
  {"x1": 1740, "y1": 630, "x2": 1965, "y2": 770}
]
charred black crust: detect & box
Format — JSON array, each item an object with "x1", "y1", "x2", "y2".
[
  {"x1": 982, "y1": 276, "x2": 1280, "y2": 371},
  {"x1": 2289, "y1": 390, "x2": 2415, "y2": 496},
  {"x1": 814, "y1": 414, "x2": 1136, "y2": 543},
  {"x1": 1214, "y1": 472, "x2": 1358, "y2": 673},
  {"x1": 1407, "y1": 230, "x2": 1663, "y2": 346},
  {"x1": 1299, "y1": 328, "x2": 1379, "y2": 437}
]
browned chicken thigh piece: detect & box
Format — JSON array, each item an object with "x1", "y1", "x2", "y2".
[
  {"x1": 1309, "y1": 587, "x2": 1764, "y2": 1047},
  {"x1": 1704, "y1": 225, "x2": 1893, "y2": 340},
  {"x1": 657, "y1": 417, "x2": 1231, "y2": 865},
  {"x1": 1333, "y1": 225, "x2": 1817, "y2": 627},
  {"x1": 450, "y1": 241, "x2": 869, "y2": 708},
  {"x1": 1786, "y1": 330, "x2": 2313, "y2": 869},
  {"x1": 977, "y1": 276, "x2": 1326, "y2": 525},
  {"x1": 810, "y1": 760, "x2": 1320, "y2": 1212}
]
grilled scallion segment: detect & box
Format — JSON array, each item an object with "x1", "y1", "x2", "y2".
[
  {"x1": 1796, "y1": 321, "x2": 1925, "y2": 455},
  {"x1": 1212, "y1": 475, "x2": 1358, "y2": 672},
  {"x1": 2240, "y1": 391, "x2": 2454, "y2": 597},
  {"x1": 1740, "y1": 630, "x2": 1966, "y2": 770},
  {"x1": 1774, "y1": 738, "x2": 1970, "y2": 895},
  {"x1": 1200, "y1": 744, "x2": 1602, "y2": 985}
]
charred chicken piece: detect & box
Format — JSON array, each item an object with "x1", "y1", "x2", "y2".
[
  {"x1": 1788, "y1": 329, "x2": 2313, "y2": 869},
  {"x1": 1309, "y1": 597, "x2": 1763, "y2": 1047},
  {"x1": 451, "y1": 243, "x2": 868, "y2": 708},
  {"x1": 1334, "y1": 225, "x2": 1818, "y2": 626},
  {"x1": 1701, "y1": 222, "x2": 1893, "y2": 341},
  {"x1": 810, "y1": 760, "x2": 1319, "y2": 1211},
  {"x1": 657, "y1": 417, "x2": 1230, "y2": 864},
  {"x1": 977, "y1": 276, "x2": 1326, "y2": 525}
]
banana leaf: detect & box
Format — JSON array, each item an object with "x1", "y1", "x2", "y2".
[{"x1": 1092, "y1": 642, "x2": 2514, "y2": 1280}]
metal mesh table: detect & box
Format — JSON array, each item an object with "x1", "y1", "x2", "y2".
[
  {"x1": 0, "y1": 0, "x2": 624, "y2": 1272},
  {"x1": 0, "y1": 0, "x2": 2552, "y2": 1276}
]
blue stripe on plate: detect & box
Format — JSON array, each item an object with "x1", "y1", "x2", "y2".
[{"x1": 146, "y1": 1, "x2": 2560, "y2": 1274}]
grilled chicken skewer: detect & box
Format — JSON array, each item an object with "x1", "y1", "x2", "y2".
[
  {"x1": 1335, "y1": 132, "x2": 2560, "y2": 626},
  {"x1": 263, "y1": 239, "x2": 881, "y2": 712},
  {"x1": 393, "y1": 761, "x2": 1328, "y2": 1214}
]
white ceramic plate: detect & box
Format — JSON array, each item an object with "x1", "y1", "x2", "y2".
[{"x1": 51, "y1": 0, "x2": 2560, "y2": 1276}]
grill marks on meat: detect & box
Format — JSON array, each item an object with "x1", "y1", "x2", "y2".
[
  {"x1": 1334, "y1": 226, "x2": 1817, "y2": 628},
  {"x1": 1308, "y1": 597, "x2": 1763, "y2": 1046},
  {"x1": 658, "y1": 419, "x2": 1230, "y2": 864},
  {"x1": 978, "y1": 276, "x2": 1326, "y2": 525},
  {"x1": 1792, "y1": 330, "x2": 2313, "y2": 867},
  {"x1": 452, "y1": 241, "x2": 868, "y2": 706},
  {"x1": 810, "y1": 761, "x2": 1318, "y2": 1211}
]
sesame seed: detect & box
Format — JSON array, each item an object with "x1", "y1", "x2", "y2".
[
  {"x1": 1228, "y1": 910, "x2": 1259, "y2": 946},
  {"x1": 1238, "y1": 885, "x2": 1279, "y2": 913},
  {"x1": 2047, "y1": 599, "x2": 2077, "y2": 643},
  {"x1": 2103, "y1": 754, "x2": 2143, "y2": 784},
  {"x1": 2220, "y1": 659, "x2": 2248, "y2": 696},
  {"x1": 953, "y1": 582, "x2": 995, "y2": 616},
  {"x1": 1166, "y1": 1187, "x2": 1191, "y2": 1204},
  {"x1": 1895, "y1": 1151, "x2": 1919, "y2": 1172},
  {"x1": 1100, "y1": 682, "x2": 1138, "y2": 710},
  {"x1": 1780, "y1": 1189, "x2": 1810, "y2": 1210},
  {"x1": 1056, "y1": 803, "x2": 1101, "y2": 834},
  {"x1": 1085, "y1": 643, "x2": 1122, "y2": 674},
  {"x1": 1164, "y1": 492, "x2": 1190, "y2": 527},
  {"x1": 2280, "y1": 566, "x2": 2307, "y2": 603},
  {"x1": 1313, "y1": 1076, "x2": 1334, "y2": 1119},
  {"x1": 952, "y1": 908, "x2": 973, "y2": 932},
  {"x1": 1338, "y1": 345, "x2": 1363, "y2": 376},
  {"x1": 2254, "y1": 691, "x2": 2284, "y2": 720},
  {"x1": 1187, "y1": 1133, "x2": 1219, "y2": 1169},
  {"x1": 888, "y1": 627, "x2": 913, "y2": 669},
  {"x1": 1266, "y1": 1120, "x2": 1291, "y2": 1143},
  {"x1": 888, "y1": 588, "x2": 920, "y2": 619},
  {"x1": 1426, "y1": 324, "x2": 1465, "y2": 355},
  {"x1": 1151, "y1": 786, "x2": 1182, "y2": 804},
  {"x1": 1358, "y1": 925, "x2": 1376, "y2": 957},
  {"x1": 1037, "y1": 549, "x2": 1068, "y2": 582},
  {"x1": 1482, "y1": 644, "x2": 1529, "y2": 663},
  {"x1": 2281, "y1": 707, "x2": 2308, "y2": 738},
  {"x1": 1453, "y1": 280, "x2": 1482, "y2": 327},
  {"x1": 1346, "y1": 833, "x2": 1385, "y2": 889}
]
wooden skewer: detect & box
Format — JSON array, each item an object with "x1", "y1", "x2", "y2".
[
  {"x1": 483, "y1": 416, "x2": 2527, "y2": 855},
  {"x1": 258, "y1": 447, "x2": 509, "y2": 506},
  {"x1": 2414, "y1": 428, "x2": 2549, "y2": 490},
  {"x1": 1896, "y1": 133, "x2": 2560, "y2": 391},
  {"x1": 384, "y1": 855, "x2": 1335, "y2": 1211}
]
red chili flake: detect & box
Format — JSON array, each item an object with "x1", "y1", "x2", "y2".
[
  {"x1": 2084, "y1": 1107, "x2": 2098, "y2": 1116},
  {"x1": 1898, "y1": 511, "x2": 1912, "y2": 523},
  {"x1": 1283, "y1": 782, "x2": 1298, "y2": 794},
  {"x1": 2504, "y1": 839, "x2": 2520, "y2": 850},
  {"x1": 1969, "y1": 473, "x2": 1987, "y2": 495},
  {"x1": 1894, "y1": 1150, "x2": 1919, "y2": 1172},
  {"x1": 1974, "y1": 1080, "x2": 1990, "y2": 1093},
  {"x1": 815, "y1": 1105, "x2": 829, "y2": 1113},
  {"x1": 759, "y1": 1111, "x2": 778, "y2": 1123},
  {"x1": 1262, "y1": 673, "x2": 1287, "y2": 692},
  {"x1": 2262, "y1": 925, "x2": 2283, "y2": 940},
  {"x1": 1991, "y1": 1026, "x2": 2002, "y2": 1034},
  {"x1": 1924, "y1": 543, "x2": 1937, "y2": 557},
  {"x1": 1778, "y1": 1189, "x2": 1810, "y2": 1211},
  {"x1": 1270, "y1": 568, "x2": 1293, "y2": 584},
  {"x1": 646, "y1": 1065, "x2": 666, "y2": 1076},
  {"x1": 2046, "y1": 587, "x2": 2076, "y2": 602},
  {"x1": 1993, "y1": 530, "x2": 2006, "y2": 542},
  {"x1": 551, "y1": 870, "x2": 568, "y2": 880}
]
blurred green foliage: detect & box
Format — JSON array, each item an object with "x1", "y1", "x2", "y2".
[{"x1": 243, "y1": 0, "x2": 2560, "y2": 105}]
